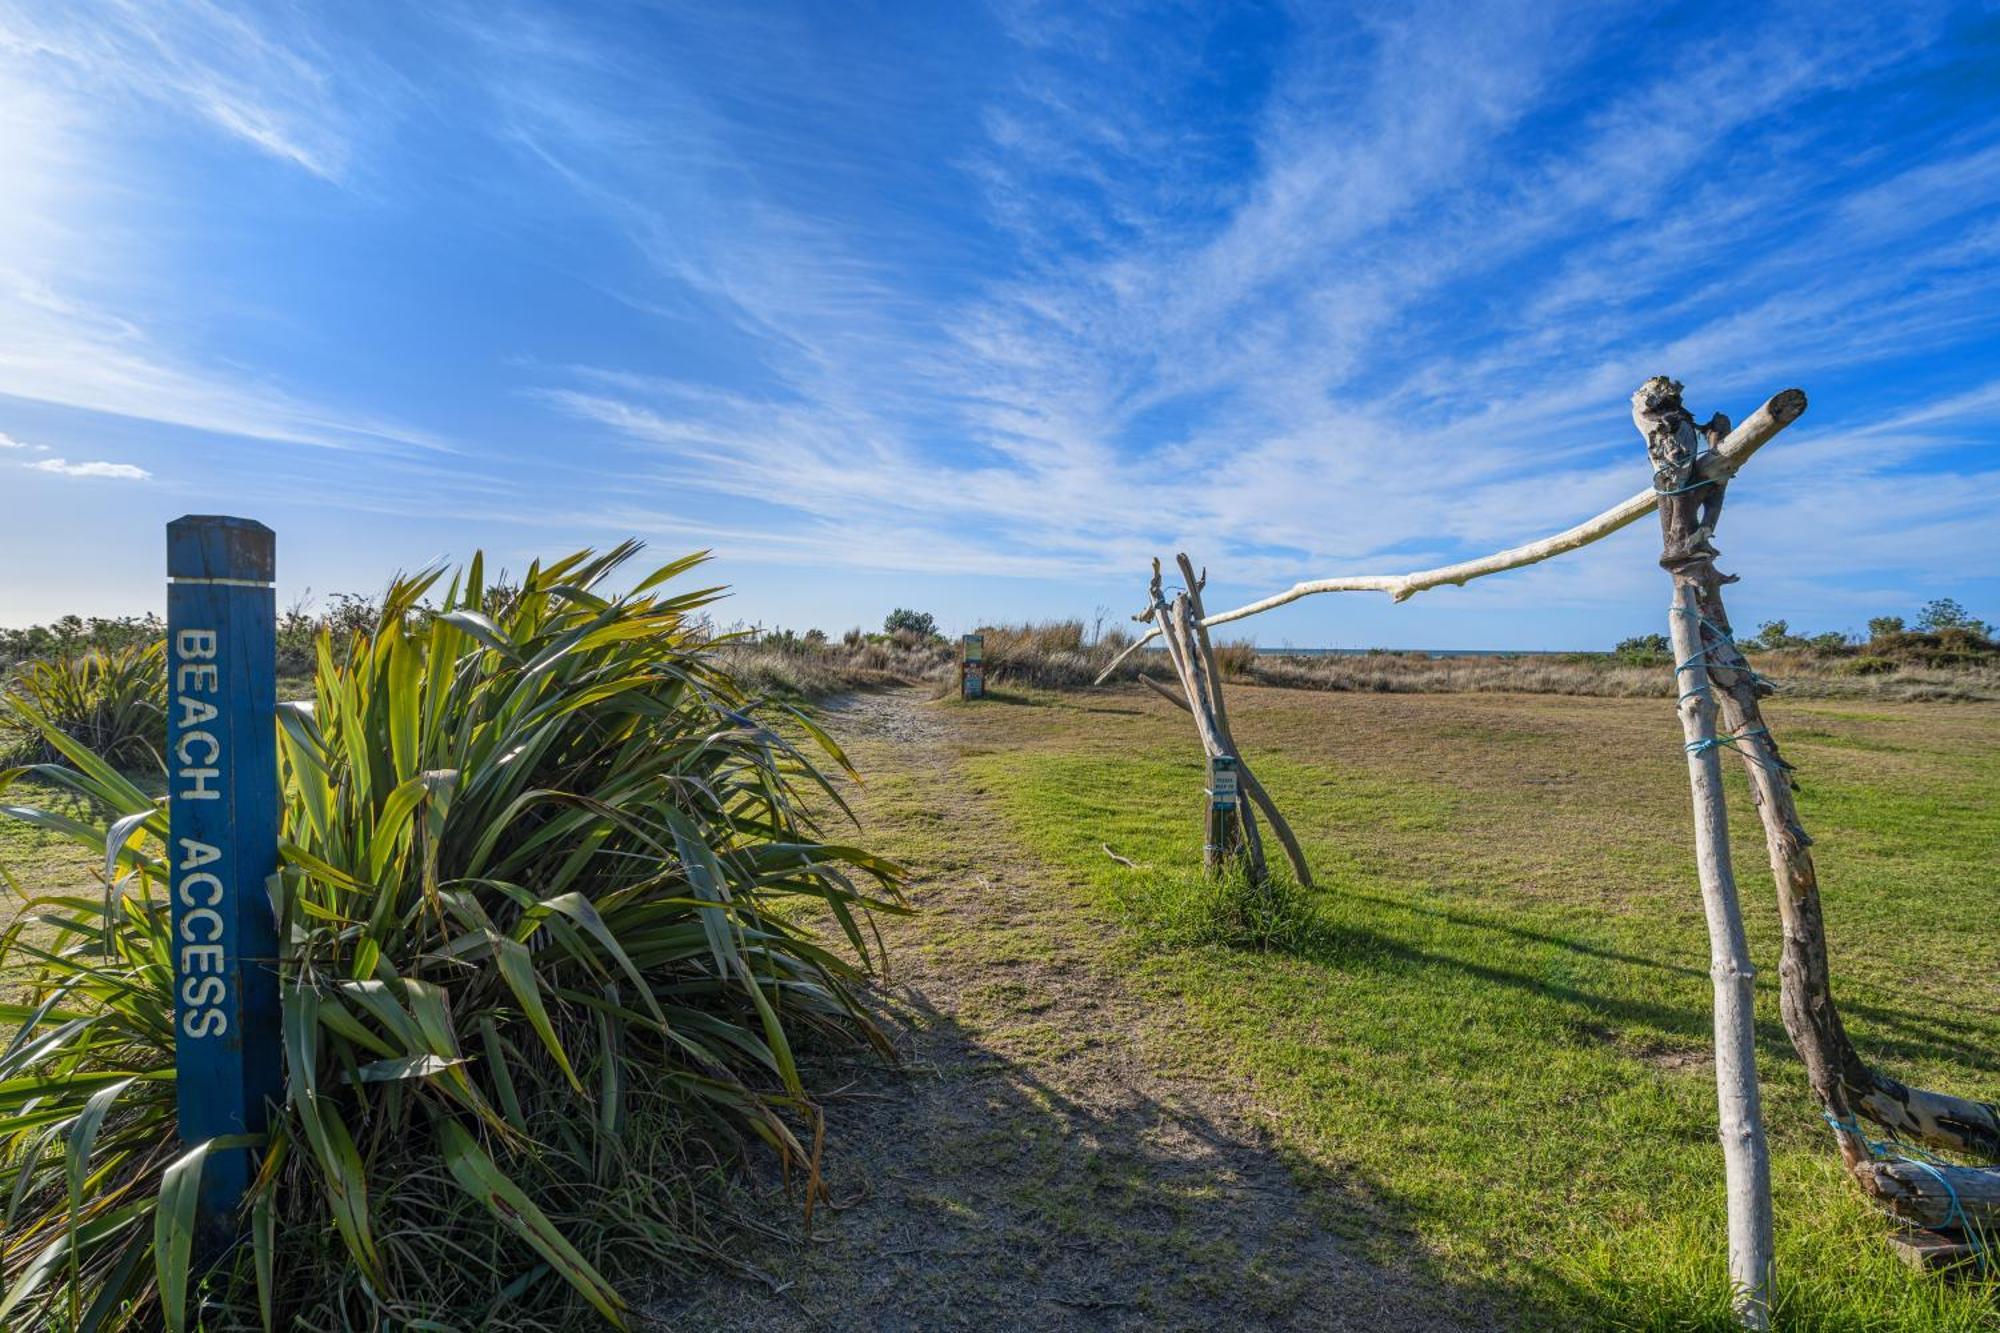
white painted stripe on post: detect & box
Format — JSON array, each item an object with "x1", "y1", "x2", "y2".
[{"x1": 169, "y1": 576, "x2": 277, "y2": 588}]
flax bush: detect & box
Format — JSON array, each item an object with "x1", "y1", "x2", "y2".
[
  {"x1": 1, "y1": 642, "x2": 165, "y2": 769},
  {"x1": 0, "y1": 545, "x2": 901, "y2": 1330}
]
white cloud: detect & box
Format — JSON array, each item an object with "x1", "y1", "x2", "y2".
[
  {"x1": 29, "y1": 457, "x2": 150, "y2": 480},
  {"x1": 511, "y1": 2, "x2": 1994, "y2": 620},
  {"x1": 0, "y1": 5, "x2": 445, "y2": 454},
  {"x1": 0, "y1": 430, "x2": 24, "y2": 448},
  {"x1": 0, "y1": 0, "x2": 356, "y2": 180}
]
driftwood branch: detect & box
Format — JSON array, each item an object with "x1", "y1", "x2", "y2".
[
  {"x1": 1636, "y1": 380, "x2": 2000, "y2": 1246},
  {"x1": 1178, "y1": 555, "x2": 1264, "y2": 877},
  {"x1": 1652, "y1": 415, "x2": 1776, "y2": 1327},
  {"x1": 1093, "y1": 389, "x2": 1807, "y2": 683},
  {"x1": 1136, "y1": 560, "x2": 1314, "y2": 890}
]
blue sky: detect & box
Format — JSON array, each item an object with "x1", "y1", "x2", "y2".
[{"x1": 1, "y1": 1, "x2": 1996, "y2": 649}]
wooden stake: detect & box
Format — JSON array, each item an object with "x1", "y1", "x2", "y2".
[
  {"x1": 1139, "y1": 672, "x2": 1314, "y2": 887},
  {"x1": 1666, "y1": 582, "x2": 1776, "y2": 1329},
  {"x1": 1643, "y1": 379, "x2": 1775, "y2": 1329}
]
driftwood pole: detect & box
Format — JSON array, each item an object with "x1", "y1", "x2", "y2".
[
  {"x1": 1135, "y1": 557, "x2": 1299, "y2": 887},
  {"x1": 1633, "y1": 379, "x2": 2000, "y2": 1242},
  {"x1": 1640, "y1": 377, "x2": 1775, "y2": 1327},
  {"x1": 1671, "y1": 582, "x2": 1777, "y2": 1325}
]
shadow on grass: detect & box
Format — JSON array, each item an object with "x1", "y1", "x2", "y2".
[
  {"x1": 647, "y1": 984, "x2": 1531, "y2": 1332},
  {"x1": 1316, "y1": 886, "x2": 2000, "y2": 1079}
]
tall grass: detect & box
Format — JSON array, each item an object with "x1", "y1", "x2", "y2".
[
  {"x1": 0, "y1": 546, "x2": 901, "y2": 1330},
  {"x1": 1242, "y1": 650, "x2": 2000, "y2": 701}
]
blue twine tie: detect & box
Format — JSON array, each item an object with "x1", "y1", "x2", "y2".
[
  {"x1": 1684, "y1": 726, "x2": 1790, "y2": 775},
  {"x1": 1822, "y1": 1112, "x2": 1985, "y2": 1252},
  {"x1": 1654, "y1": 476, "x2": 1718, "y2": 496},
  {"x1": 1670, "y1": 606, "x2": 1777, "y2": 695}
]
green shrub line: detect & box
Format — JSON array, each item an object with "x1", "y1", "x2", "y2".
[{"x1": 0, "y1": 546, "x2": 903, "y2": 1331}]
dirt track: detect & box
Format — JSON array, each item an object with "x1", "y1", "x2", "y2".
[{"x1": 646, "y1": 688, "x2": 1490, "y2": 1332}]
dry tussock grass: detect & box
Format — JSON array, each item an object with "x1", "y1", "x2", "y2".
[{"x1": 717, "y1": 626, "x2": 2000, "y2": 703}]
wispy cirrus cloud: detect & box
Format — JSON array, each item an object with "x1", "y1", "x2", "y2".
[
  {"x1": 0, "y1": 0, "x2": 355, "y2": 179},
  {"x1": 511, "y1": 0, "x2": 1997, "y2": 625},
  {"x1": 0, "y1": 2, "x2": 1993, "y2": 639},
  {"x1": 0, "y1": 1, "x2": 443, "y2": 454}
]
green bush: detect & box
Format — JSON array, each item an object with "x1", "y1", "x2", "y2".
[
  {"x1": 0, "y1": 546, "x2": 902, "y2": 1330},
  {"x1": 0, "y1": 614, "x2": 163, "y2": 670},
  {"x1": 1612, "y1": 633, "x2": 1671, "y2": 665},
  {"x1": 1840, "y1": 655, "x2": 1899, "y2": 677},
  {"x1": 881, "y1": 608, "x2": 935, "y2": 638},
  {"x1": 2, "y1": 640, "x2": 166, "y2": 768},
  {"x1": 1916, "y1": 597, "x2": 1992, "y2": 638}
]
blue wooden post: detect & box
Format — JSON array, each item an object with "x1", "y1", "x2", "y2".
[{"x1": 166, "y1": 516, "x2": 281, "y2": 1255}]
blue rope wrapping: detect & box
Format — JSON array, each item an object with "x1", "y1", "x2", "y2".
[
  {"x1": 1684, "y1": 726, "x2": 1791, "y2": 775},
  {"x1": 1822, "y1": 1112, "x2": 1988, "y2": 1252},
  {"x1": 1670, "y1": 607, "x2": 1778, "y2": 697},
  {"x1": 1654, "y1": 475, "x2": 1718, "y2": 496}
]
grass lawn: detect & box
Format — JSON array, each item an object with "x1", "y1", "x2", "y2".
[
  {"x1": 939, "y1": 684, "x2": 1999, "y2": 1329},
  {"x1": 0, "y1": 776, "x2": 107, "y2": 1005},
  {"x1": 3, "y1": 682, "x2": 1993, "y2": 1329}
]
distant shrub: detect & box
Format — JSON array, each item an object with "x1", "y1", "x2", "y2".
[
  {"x1": 1917, "y1": 597, "x2": 1993, "y2": 638},
  {"x1": 1613, "y1": 633, "x2": 1672, "y2": 665},
  {"x1": 1745, "y1": 619, "x2": 1807, "y2": 652},
  {"x1": 1841, "y1": 655, "x2": 1899, "y2": 677},
  {"x1": 1, "y1": 641, "x2": 165, "y2": 768},
  {"x1": 1212, "y1": 639, "x2": 1257, "y2": 678},
  {"x1": 0, "y1": 613, "x2": 163, "y2": 670},
  {"x1": 883, "y1": 607, "x2": 937, "y2": 638},
  {"x1": 1867, "y1": 616, "x2": 1905, "y2": 642}
]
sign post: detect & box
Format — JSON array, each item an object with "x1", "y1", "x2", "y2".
[
  {"x1": 1204, "y1": 753, "x2": 1240, "y2": 875},
  {"x1": 961, "y1": 633, "x2": 985, "y2": 700},
  {"x1": 166, "y1": 515, "x2": 281, "y2": 1256}
]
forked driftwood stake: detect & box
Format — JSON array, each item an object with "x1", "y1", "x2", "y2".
[
  {"x1": 1139, "y1": 673, "x2": 1314, "y2": 888},
  {"x1": 1634, "y1": 378, "x2": 2000, "y2": 1241},
  {"x1": 1130, "y1": 555, "x2": 1322, "y2": 888}
]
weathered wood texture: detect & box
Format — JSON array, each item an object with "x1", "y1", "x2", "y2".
[
  {"x1": 1887, "y1": 1228, "x2": 1993, "y2": 1273},
  {"x1": 1635, "y1": 376, "x2": 2000, "y2": 1236},
  {"x1": 1094, "y1": 389, "x2": 1808, "y2": 683},
  {"x1": 1648, "y1": 394, "x2": 1776, "y2": 1329},
  {"x1": 1137, "y1": 669, "x2": 1314, "y2": 888}
]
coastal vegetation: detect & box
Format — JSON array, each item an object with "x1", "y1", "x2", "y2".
[
  {"x1": 0, "y1": 548, "x2": 899, "y2": 1329},
  {"x1": 0, "y1": 578, "x2": 1993, "y2": 1328}
]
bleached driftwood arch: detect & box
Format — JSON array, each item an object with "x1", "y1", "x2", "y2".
[{"x1": 1103, "y1": 379, "x2": 1997, "y2": 1329}]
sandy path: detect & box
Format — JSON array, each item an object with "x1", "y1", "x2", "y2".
[{"x1": 646, "y1": 688, "x2": 1492, "y2": 1331}]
